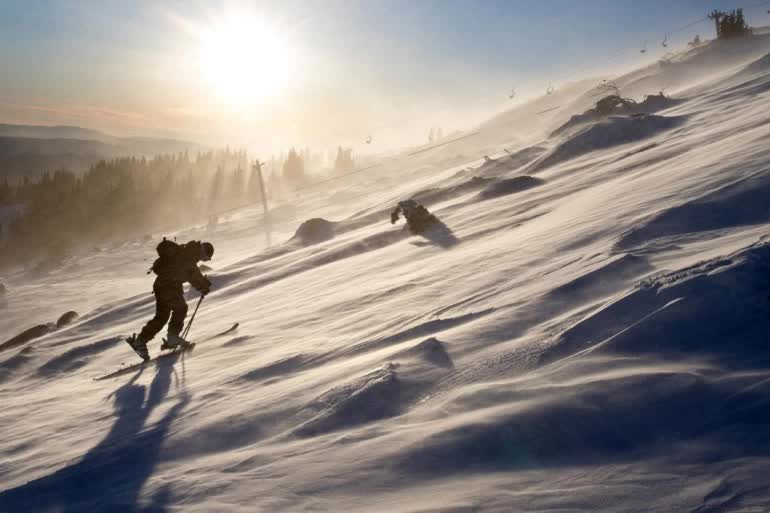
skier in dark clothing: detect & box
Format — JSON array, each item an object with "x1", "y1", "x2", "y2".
[
  {"x1": 127, "y1": 239, "x2": 214, "y2": 360},
  {"x1": 390, "y1": 199, "x2": 439, "y2": 235}
]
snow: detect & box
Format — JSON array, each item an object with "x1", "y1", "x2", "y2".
[{"x1": 4, "y1": 36, "x2": 770, "y2": 512}]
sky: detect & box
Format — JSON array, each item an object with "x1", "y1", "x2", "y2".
[{"x1": 2, "y1": 0, "x2": 770, "y2": 153}]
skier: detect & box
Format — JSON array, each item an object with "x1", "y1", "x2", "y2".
[
  {"x1": 126, "y1": 239, "x2": 214, "y2": 360},
  {"x1": 390, "y1": 199, "x2": 439, "y2": 235}
]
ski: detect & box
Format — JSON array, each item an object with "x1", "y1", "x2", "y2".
[
  {"x1": 96, "y1": 322, "x2": 237, "y2": 381},
  {"x1": 210, "y1": 322, "x2": 239, "y2": 338},
  {"x1": 95, "y1": 341, "x2": 195, "y2": 381}
]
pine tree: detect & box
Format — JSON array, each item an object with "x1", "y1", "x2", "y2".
[
  {"x1": 229, "y1": 166, "x2": 245, "y2": 207},
  {"x1": 209, "y1": 166, "x2": 225, "y2": 214},
  {"x1": 334, "y1": 147, "x2": 355, "y2": 174},
  {"x1": 283, "y1": 148, "x2": 306, "y2": 186},
  {"x1": 736, "y1": 9, "x2": 746, "y2": 35},
  {"x1": 0, "y1": 178, "x2": 12, "y2": 205}
]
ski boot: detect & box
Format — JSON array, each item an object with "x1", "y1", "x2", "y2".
[
  {"x1": 126, "y1": 333, "x2": 150, "y2": 361},
  {"x1": 160, "y1": 333, "x2": 191, "y2": 351}
]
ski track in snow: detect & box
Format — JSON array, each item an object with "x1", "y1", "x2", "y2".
[{"x1": 4, "y1": 37, "x2": 770, "y2": 512}]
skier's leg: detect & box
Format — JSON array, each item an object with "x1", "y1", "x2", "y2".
[
  {"x1": 139, "y1": 283, "x2": 173, "y2": 343},
  {"x1": 167, "y1": 285, "x2": 189, "y2": 337}
]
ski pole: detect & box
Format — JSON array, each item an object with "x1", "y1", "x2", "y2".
[{"x1": 182, "y1": 294, "x2": 204, "y2": 340}]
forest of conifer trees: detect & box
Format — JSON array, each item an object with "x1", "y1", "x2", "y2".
[{"x1": 0, "y1": 144, "x2": 358, "y2": 270}]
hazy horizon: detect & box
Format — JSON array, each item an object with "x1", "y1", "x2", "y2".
[{"x1": 3, "y1": 0, "x2": 770, "y2": 154}]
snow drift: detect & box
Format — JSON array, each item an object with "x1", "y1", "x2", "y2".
[{"x1": 531, "y1": 114, "x2": 686, "y2": 172}]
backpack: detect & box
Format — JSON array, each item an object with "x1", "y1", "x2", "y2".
[{"x1": 149, "y1": 237, "x2": 181, "y2": 275}]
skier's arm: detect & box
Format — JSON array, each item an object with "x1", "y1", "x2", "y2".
[
  {"x1": 188, "y1": 265, "x2": 211, "y2": 295},
  {"x1": 390, "y1": 206, "x2": 401, "y2": 224}
]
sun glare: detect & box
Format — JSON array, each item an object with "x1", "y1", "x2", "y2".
[{"x1": 198, "y1": 15, "x2": 293, "y2": 108}]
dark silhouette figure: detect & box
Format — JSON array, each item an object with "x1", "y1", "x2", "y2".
[
  {"x1": 0, "y1": 354, "x2": 189, "y2": 513},
  {"x1": 128, "y1": 240, "x2": 213, "y2": 360},
  {"x1": 390, "y1": 199, "x2": 440, "y2": 235},
  {"x1": 390, "y1": 199, "x2": 459, "y2": 249}
]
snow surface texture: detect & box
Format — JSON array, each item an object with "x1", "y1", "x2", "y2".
[{"x1": 4, "y1": 37, "x2": 770, "y2": 512}]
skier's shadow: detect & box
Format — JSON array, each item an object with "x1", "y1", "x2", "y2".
[
  {"x1": 0, "y1": 353, "x2": 189, "y2": 513},
  {"x1": 411, "y1": 221, "x2": 460, "y2": 249}
]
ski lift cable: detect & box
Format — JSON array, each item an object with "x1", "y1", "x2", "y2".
[
  {"x1": 289, "y1": 131, "x2": 485, "y2": 219},
  {"x1": 207, "y1": 129, "x2": 484, "y2": 221},
  {"x1": 406, "y1": 131, "x2": 481, "y2": 156},
  {"x1": 291, "y1": 162, "x2": 385, "y2": 193},
  {"x1": 667, "y1": 16, "x2": 708, "y2": 35},
  {"x1": 536, "y1": 106, "x2": 561, "y2": 115},
  {"x1": 292, "y1": 130, "x2": 481, "y2": 194},
  {"x1": 746, "y1": 0, "x2": 770, "y2": 9}
]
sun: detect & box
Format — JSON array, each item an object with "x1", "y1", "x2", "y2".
[{"x1": 198, "y1": 15, "x2": 293, "y2": 108}]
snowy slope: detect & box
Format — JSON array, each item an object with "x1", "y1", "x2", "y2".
[{"x1": 4, "y1": 36, "x2": 770, "y2": 512}]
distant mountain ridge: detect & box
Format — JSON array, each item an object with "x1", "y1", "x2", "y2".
[
  {"x1": 0, "y1": 124, "x2": 203, "y2": 178},
  {"x1": 0, "y1": 124, "x2": 114, "y2": 142}
]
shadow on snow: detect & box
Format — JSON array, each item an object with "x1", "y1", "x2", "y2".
[{"x1": 0, "y1": 353, "x2": 189, "y2": 513}]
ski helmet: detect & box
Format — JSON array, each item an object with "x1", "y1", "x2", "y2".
[{"x1": 201, "y1": 242, "x2": 214, "y2": 261}]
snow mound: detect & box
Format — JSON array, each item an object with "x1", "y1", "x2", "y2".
[
  {"x1": 545, "y1": 253, "x2": 653, "y2": 304},
  {"x1": 0, "y1": 324, "x2": 53, "y2": 353},
  {"x1": 618, "y1": 172, "x2": 770, "y2": 250},
  {"x1": 293, "y1": 364, "x2": 406, "y2": 437},
  {"x1": 291, "y1": 218, "x2": 336, "y2": 246},
  {"x1": 56, "y1": 311, "x2": 79, "y2": 328},
  {"x1": 412, "y1": 176, "x2": 493, "y2": 205},
  {"x1": 502, "y1": 146, "x2": 547, "y2": 172},
  {"x1": 551, "y1": 94, "x2": 682, "y2": 137},
  {"x1": 533, "y1": 115, "x2": 686, "y2": 172},
  {"x1": 543, "y1": 242, "x2": 770, "y2": 366},
  {"x1": 393, "y1": 337, "x2": 454, "y2": 369},
  {"x1": 397, "y1": 244, "x2": 770, "y2": 478},
  {"x1": 37, "y1": 336, "x2": 121, "y2": 377},
  {"x1": 232, "y1": 354, "x2": 306, "y2": 384},
  {"x1": 740, "y1": 51, "x2": 770, "y2": 76},
  {"x1": 478, "y1": 176, "x2": 545, "y2": 200},
  {"x1": 0, "y1": 347, "x2": 35, "y2": 384},
  {"x1": 397, "y1": 365, "x2": 770, "y2": 475}
]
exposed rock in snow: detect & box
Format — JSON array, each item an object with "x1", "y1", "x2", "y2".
[
  {"x1": 291, "y1": 218, "x2": 336, "y2": 246},
  {"x1": 56, "y1": 311, "x2": 79, "y2": 328}
]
